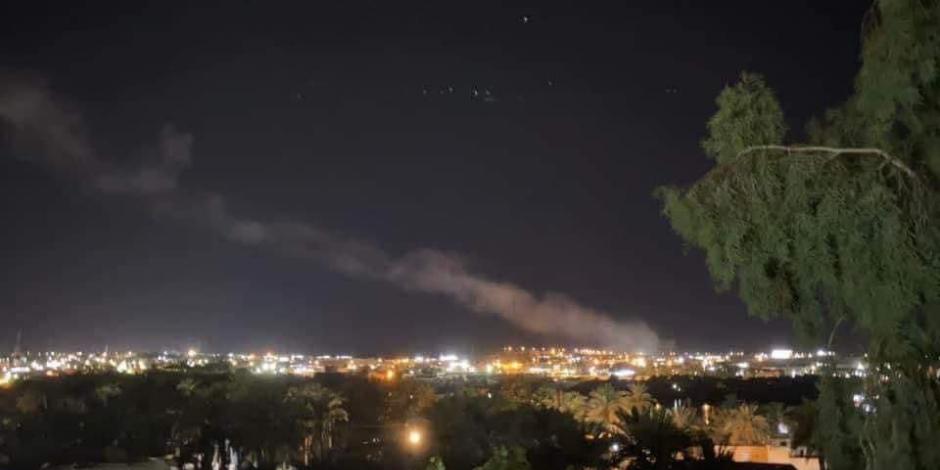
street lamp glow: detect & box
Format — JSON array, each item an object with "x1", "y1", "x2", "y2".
[{"x1": 407, "y1": 429, "x2": 422, "y2": 446}]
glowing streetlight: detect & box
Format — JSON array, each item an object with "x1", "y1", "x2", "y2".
[
  {"x1": 702, "y1": 403, "x2": 711, "y2": 425},
  {"x1": 407, "y1": 429, "x2": 422, "y2": 446}
]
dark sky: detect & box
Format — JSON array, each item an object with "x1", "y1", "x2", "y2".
[{"x1": 0, "y1": 1, "x2": 870, "y2": 355}]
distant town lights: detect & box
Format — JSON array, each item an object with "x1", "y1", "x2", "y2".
[
  {"x1": 770, "y1": 349, "x2": 793, "y2": 360},
  {"x1": 612, "y1": 368, "x2": 635, "y2": 378}
]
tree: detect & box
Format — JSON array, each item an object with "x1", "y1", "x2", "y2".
[
  {"x1": 425, "y1": 456, "x2": 447, "y2": 470},
  {"x1": 176, "y1": 377, "x2": 199, "y2": 397},
  {"x1": 717, "y1": 404, "x2": 770, "y2": 446},
  {"x1": 496, "y1": 377, "x2": 538, "y2": 407},
  {"x1": 614, "y1": 407, "x2": 691, "y2": 470},
  {"x1": 788, "y1": 400, "x2": 829, "y2": 470},
  {"x1": 657, "y1": 69, "x2": 936, "y2": 351},
  {"x1": 94, "y1": 383, "x2": 122, "y2": 407},
  {"x1": 814, "y1": 376, "x2": 863, "y2": 470},
  {"x1": 285, "y1": 383, "x2": 349, "y2": 465},
  {"x1": 386, "y1": 379, "x2": 437, "y2": 422},
  {"x1": 223, "y1": 374, "x2": 295, "y2": 466},
  {"x1": 473, "y1": 446, "x2": 531, "y2": 470},
  {"x1": 584, "y1": 384, "x2": 632, "y2": 435},
  {"x1": 15, "y1": 389, "x2": 46, "y2": 414},
  {"x1": 657, "y1": 1, "x2": 940, "y2": 469},
  {"x1": 762, "y1": 402, "x2": 789, "y2": 437},
  {"x1": 624, "y1": 383, "x2": 654, "y2": 414},
  {"x1": 669, "y1": 405, "x2": 699, "y2": 432},
  {"x1": 534, "y1": 385, "x2": 586, "y2": 419}
]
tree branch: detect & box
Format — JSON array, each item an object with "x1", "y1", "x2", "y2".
[
  {"x1": 737, "y1": 145, "x2": 917, "y2": 178},
  {"x1": 827, "y1": 315, "x2": 845, "y2": 351}
]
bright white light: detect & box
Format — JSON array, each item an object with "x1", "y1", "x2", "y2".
[
  {"x1": 770, "y1": 349, "x2": 793, "y2": 360},
  {"x1": 610, "y1": 443, "x2": 621, "y2": 453},
  {"x1": 613, "y1": 368, "x2": 635, "y2": 378},
  {"x1": 778, "y1": 422, "x2": 790, "y2": 435},
  {"x1": 407, "y1": 429, "x2": 422, "y2": 446},
  {"x1": 736, "y1": 362, "x2": 749, "y2": 369}
]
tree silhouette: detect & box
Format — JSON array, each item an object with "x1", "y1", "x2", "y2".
[
  {"x1": 718, "y1": 404, "x2": 770, "y2": 446},
  {"x1": 614, "y1": 407, "x2": 691, "y2": 470},
  {"x1": 285, "y1": 382, "x2": 349, "y2": 465},
  {"x1": 584, "y1": 384, "x2": 632, "y2": 435},
  {"x1": 624, "y1": 383, "x2": 654, "y2": 414},
  {"x1": 534, "y1": 385, "x2": 586, "y2": 420}
]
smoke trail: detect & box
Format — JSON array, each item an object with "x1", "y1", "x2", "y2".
[{"x1": 0, "y1": 73, "x2": 660, "y2": 352}]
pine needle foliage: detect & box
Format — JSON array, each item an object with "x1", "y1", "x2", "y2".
[
  {"x1": 657, "y1": 2, "x2": 940, "y2": 469},
  {"x1": 657, "y1": 3, "x2": 940, "y2": 356}
]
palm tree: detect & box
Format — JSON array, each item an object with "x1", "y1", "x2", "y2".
[
  {"x1": 176, "y1": 377, "x2": 199, "y2": 397},
  {"x1": 584, "y1": 384, "x2": 631, "y2": 435},
  {"x1": 535, "y1": 386, "x2": 586, "y2": 419},
  {"x1": 534, "y1": 385, "x2": 561, "y2": 409},
  {"x1": 94, "y1": 383, "x2": 122, "y2": 407},
  {"x1": 624, "y1": 383, "x2": 654, "y2": 413},
  {"x1": 670, "y1": 405, "x2": 699, "y2": 431},
  {"x1": 285, "y1": 383, "x2": 349, "y2": 465},
  {"x1": 614, "y1": 407, "x2": 692, "y2": 470},
  {"x1": 719, "y1": 404, "x2": 770, "y2": 446},
  {"x1": 556, "y1": 391, "x2": 587, "y2": 419}
]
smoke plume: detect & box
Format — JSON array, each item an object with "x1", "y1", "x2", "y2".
[{"x1": 0, "y1": 73, "x2": 660, "y2": 352}]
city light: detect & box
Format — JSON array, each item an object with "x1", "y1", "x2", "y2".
[
  {"x1": 770, "y1": 349, "x2": 793, "y2": 360},
  {"x1": 612, "y1": 368, "x2": 635, "y2": 378},
  {"x1": 405, "y1": 426, "x2": 424, "y2": 450},
  {"x1": 0, "y1": 345, "x2": 867, "y2": 384}
]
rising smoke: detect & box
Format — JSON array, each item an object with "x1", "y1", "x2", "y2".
[{"x1": 0, "y1": 73, "x2": 661, "y2": 352}]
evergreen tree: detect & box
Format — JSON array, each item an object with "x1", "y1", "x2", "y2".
[{"x1": 657, "y1": 1, "x2": 940, "y2": 469}]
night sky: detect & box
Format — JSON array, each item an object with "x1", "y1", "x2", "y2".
[{"x1": 0, "y1": 1, "x2": 870, "y2": 355}]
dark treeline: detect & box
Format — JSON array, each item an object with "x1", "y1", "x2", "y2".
[
  {"x1": 0, "y1": 367, "x2": 840, "y2": 470},
  {"x1": 578, "y1": 376, "x2": 819, "y2": 407}
]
